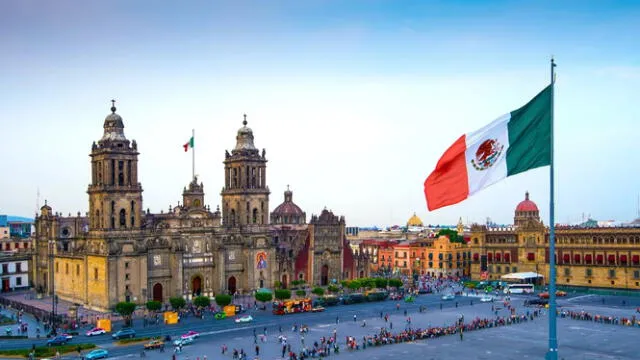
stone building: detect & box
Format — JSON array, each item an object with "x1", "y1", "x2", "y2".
[
  {"x1": 468, "y1": 192, "x2": 640, "y2": 290},
  {"x1": 33, "y1": 103, "x2": 366, "y2": 311}
]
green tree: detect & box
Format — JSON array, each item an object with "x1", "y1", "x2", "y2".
[
  {"x1": 340, "y1": 280, "x2": 349, "y2": 288},
  {"x1": 273, "y1": 280, "x2": 282, "y2": 289},
  {"x1": 388, "y1": 278, "x2": 403, "y2": 289},
  {"x1": 193, "y1": 296, "x2": 211, "y2": 308},
  {"x1": 114, "y1": 302, "x2": 136, "y2": 326},
  {"x1": 255, "y1": 292, "x2": 273, "y2": 303},
  {"x1": 437, "y1": 228, "x2": 464, "y2": 243},
  {"x1": 275, "y1": 289, "x2": 292, "y2": 300},
  {"x1": 311, "y1": 287, "x2": 325, "y2": 296},
  {"x1": 145, "y1": 301, "x2": 162, "y2": 312},
  {"x1": 360, "y1": 278, "x2": 376, "y2": 289},
  {"x1": 347, "y1": 279, "x2": 361, "y2": 291},
  {"x1": 327, "y1": 284, "x2": 339, "y2": 293},
  {"x1": 295, "y1": 289, "x2": 306, "y2": 297},
  {"x1": 215, "y1": 294, "x2": 232, "y2": 307},
  {"x1": 169, "y1": 296, "x2": 186, "y2": 310},
  {"x1": 374, "y1": 278, "x2": 388, "y2": 289}
]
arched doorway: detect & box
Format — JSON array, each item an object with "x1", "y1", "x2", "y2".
[
  {"x1": 191, "y1": 276, "x2": 202, "y2": 296},
  {"x1": 153, "y1": 283, "x2": 163, "y2": 302},
  {"x1": 321, "y1": 264, "x2": 329, "y2": 286},
  {"x1": 228, "y1": 276, "x2": 236, "y2": 295},
  {"x1": 359, "y1": 270, "x2": 364, "y2": 278},
  {"x1": 281, "y1": 274, "x2": 288, "y2": 289}
]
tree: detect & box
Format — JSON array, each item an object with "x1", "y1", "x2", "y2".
[
  {"x1": 340, "y1": 280, "x2": 349, "y2": 288},
  {"x1": 193, "y1": 296, "x2": 211, "y2": 308},
  {"x1": 312, "y1": 287, "x2": 325, "y2": 296},
  {"x1": 347, "y1": 279, "x2": 361, "y2": 291},
  {"x1": 360, "y1": 278, "x2": 376, "y2": 289},
  {"x1": 273, "y1": 280, "x2": 282, "y2": 289},
  {"x1": 145, "y1": 301, "x2": 162, "y2": 312},
  {"x1": 215, "y1": 294, "x2": 232, "y2": 307},
  {"x1": 274, "y1": 289, "x2": 291, "y2": 300},
  {"x1": 388, "y1": 278, "x2": 403, "y2": 289},
  {"x1": 327, "y1": 284, "x2": 339, "y2": 293},
  {"x1": 255, "y1": 292, "x2": 273, "y2": 303},
  {"x1": 169, "y1": 296, "x2": 186, "y2": 311},
  {"x1": 115, "y1": 302, "x2": 136, "y2": 326},
  {"x1": 374, "y1": 278, "x2": 388, "y2": 289},
  {"x1": 437, "y1": 229, "x2": 464, "y2": 243},
  {"x1": 296, "y1": 289, "x2": 306, "y2": 297}
]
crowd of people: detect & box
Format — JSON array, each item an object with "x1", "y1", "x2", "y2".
[{"x1": 559, "y1": 310, "x2": 640, "y2": 327}]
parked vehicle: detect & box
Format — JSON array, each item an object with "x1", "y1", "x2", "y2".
[
  {"x1": 86, "y1": 328, "x2": 106, "y2": 337},
  {"x1": 235, "y1": 315, "x2": 254, "y2": 323},
  {"x1": 181, "y1": 331, "x2": 200, "y2": 339},
  {"x1": 47, "y1": 336, "x2": 69, "y2": 346},
  {"x1": 143, "y1": 339, "x2": 164, "y2": 350},
  {"x1": 173, "y1": 336, "x2": 194, "y2": 347}
]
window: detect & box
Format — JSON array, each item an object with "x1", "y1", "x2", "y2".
[
  {"x1": 65, "y1": 263, "x2": 69, "y2": 274},
  {"x1": 125, "y1": 273, "x2": 130, "y2": 280},
  {"x1": 633, "y1": 270, "x2": 640, "y2": 279},
  {"x1": 403, "y1": 261, "x2": 407, "y2": 267},
  {"x1": 609, "y1": 269, "x2": 616, "y2": 278},
  {"x1": 119, "y1": 209, "x2": 126, "y2": 227},
  {"x1": 512, "y1": 266, "x2": 518, "y2": 273},
  {"x1": 2, "y1": 264, "x2": 8, "y2": 273},
  {"x1": 125, "y1": 285, "x2": 130, "y2": 291},
  {"x1": 16, "y1": 277, "x2": 22, "y2": 286},
  {"x1": 16, "y1": 263, "x2": 22, "y2": 272},
  {"x1": 23, "y1": 242, "x2": 29, "y2": 249},
  {"x1": 564, "y1": 268, "x2": 571, "y2": 276},
  {"x1": 586, "y1": 268, "x2": 593, "y2": 277},
  {"x1": 56, "y1": 262, "x2": 59, "y2": 273},
  {"x1": 496, "y1": 266, "x2": 501, "y2": 273},
  {"x1": 94, "y1": 268, "x2": 99, "y2": 280},
  {"x1": 76, "y1": 264, "x2": 80, "y2": 276},
  {"x1": 473, "y1": 253, "x2": 479, "y2": 261},
  {"x1": 505, "y1": 266, "x2": 510, "y2": 273}
]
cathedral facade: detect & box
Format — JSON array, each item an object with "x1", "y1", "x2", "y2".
[{"x1": 33, "y1": 104, "x2": 367, "y2": 311}]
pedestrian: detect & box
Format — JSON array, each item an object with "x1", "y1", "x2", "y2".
[
  {"x1": 390, "y1": 321, "x2": 393, "y2": 329},
  {"x1": 404, "y1": 309, "x2": 407, "y2": 316},
  {"x1": 255, "y1": 345, "x2": 260, "y2": 356},
  {"x1": 353, "y1": 314, "x2": 356, "y2": 322},
  {"x1": 336, "y1": 316, "x2": 339, "y2": 324},
  {"x1": 380, "y1": 311, "x2": 383, "y2": 318},
  {"x1": 459, "y1": 328, "x2": 463, "y2": 341}
]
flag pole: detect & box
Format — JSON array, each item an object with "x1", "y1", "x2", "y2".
[
  {"x1": 546, "y1": 57, "x2": 558, "y2": 360},
  {"x1": 192, "y1": 128, "x2": 195, "y2": 180}
]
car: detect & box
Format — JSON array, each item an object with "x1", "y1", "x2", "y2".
[
  {"x1": 214, "y1": 312, "x2": 227, "y2": 320},
  {"x1": 181, "y1": 330, "x2": 200, "y2": 339},
  {"x1": 480, "y1": 296, "x2": 493, "y2": 303},
  {"x1": 86, "y1": 328, "x2": 106, "y2": 337},
  {"x1": 111, "y1": 328, "x2": 136, "y2": 340},
  {"x1": 235, "y1": 315, "x2": 254, "y2": 323},
  {"x1": 173, "y1": 337, "x2": 194, "y2": 347},
  {"x1": 61, "y1": 333, "x2": 74, "y2": 340},
  {"x1": 441, "y1": 294, "x2": 455, "y2": 301},
  {"x1": 143, "y1": 339, "x2": 164, "y2": 350},
  {"x1": 311, "y1": 306, "x2": 325, "y2": 313},
  {"x1": 47, "y1": 336, "x2": 69, "y2": 346},
  {"x1": 525, "y1": 298, "x2": 549, "y2": 306},
  {"x1": 538, "y1": 291, "x2": 568, "y2": 299},
  {"x1": 85, "y1": 349, "x2": 109, "y2": 360},
  {"x1": 235, "y1": 304, "x2": 246, "y2": 313}
]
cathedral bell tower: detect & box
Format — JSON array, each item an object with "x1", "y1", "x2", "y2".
[
  {"x1": 221, "y1": 115, "x2": 269, "y2": 227},
  {"x1": 87, "y1": 101, "x2": 143, "y2": 231}
]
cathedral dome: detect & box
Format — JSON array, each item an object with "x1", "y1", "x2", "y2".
[
  {"x1": 271, "y1": 186, "x2": 306, "y2": 224},
  {"x1": 407, "y1": 213, "x2": 423, "y2": 227},
  {"x1": 515, "y1": 191, "x2": 538, "y2": 212},
  {"x1": 234, "y1": 115, "x2": 256, "y2": 151},
  {"x1": 101, "y1": 100, "x2": 127, "y2": 142}
]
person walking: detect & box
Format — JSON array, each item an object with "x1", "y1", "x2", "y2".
[
  {"x1": 255, "y1": 345, "x2": 260, "y2": 356},
  {"x1": 353, "y1": 314, "x2": 357, "y2": 322}
]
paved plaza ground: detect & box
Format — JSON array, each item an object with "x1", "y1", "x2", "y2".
[{"x1": 1, "y1": 292, "x2": 638, "y2": 360}]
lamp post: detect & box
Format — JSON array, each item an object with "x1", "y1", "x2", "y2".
[{"x1": 48, "y1": 239, "x2": 57, "y2": 336}]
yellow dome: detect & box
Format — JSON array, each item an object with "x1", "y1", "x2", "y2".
[{"x1": 407, "y1": 212, "x2": 423, "y2": 227}]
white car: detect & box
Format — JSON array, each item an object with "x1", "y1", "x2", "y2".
[
  {"x1": 441, "y1": 294, "x2": 455, "y2": 301},
  {"x1": 480, "y1": 296, "x2": 493, "y2": 303},
  {"x1": 173, "y1": 336, "x2": 194, "y2": 347},
  {"x1": 86, "y1": 328, "x2": 106, "y2": 337},
  {"x1": 235, "y1": 315, "x2": 254, "y2": 323}
]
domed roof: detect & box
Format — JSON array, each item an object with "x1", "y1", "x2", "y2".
[
  {"x1": 272, "y1": 186, "x2": 305, "y2": 217},
  {"x1": 234, "y1": 114, "x2": 256, "y2": 151},
  {"x1": 516, "y1": 191, "x2": 538, "y2": 212},
  {"x1": 407, "y1": 212, "x2": 423, "y2": 227},
  {"x1": 101, "y1": 100, "x2": 127, "y2": 142}
]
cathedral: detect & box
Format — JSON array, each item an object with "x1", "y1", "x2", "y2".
[{"x1": 33, "y1": 103, "x2": 368, "y2": 311}]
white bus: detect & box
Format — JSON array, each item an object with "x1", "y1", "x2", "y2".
[{"x1": 503, "y1": 283, "x2": 535, "y2": 294}]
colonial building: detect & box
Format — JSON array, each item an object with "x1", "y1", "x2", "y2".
[
  {"x1": 469, "y1": 192, "x2": 640, "y2": 290},
  {"x1": 33, "y1": 103, "x2": 366, "y2": 311}
]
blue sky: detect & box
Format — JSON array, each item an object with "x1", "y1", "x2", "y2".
[{"x1": 1, "y1": 0, "x2": 639, "y2": 227}]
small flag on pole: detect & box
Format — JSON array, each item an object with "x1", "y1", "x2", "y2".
[{"x1": 183, "y1": 136, "x2": 194, "y2": 152}]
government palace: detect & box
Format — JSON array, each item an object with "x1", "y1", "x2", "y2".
[
  {"x1": 354, "y1": 193, "x2": 640, "y2": 292},
  {"x1": 32, "y1": 103, "x2": 368, "y2": 311}
]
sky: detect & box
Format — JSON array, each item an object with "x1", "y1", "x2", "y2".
[{"x1": 1, "y1": 0, "x2": 639, "y2": 227}]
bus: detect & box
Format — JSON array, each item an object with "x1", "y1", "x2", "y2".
[
  {"x1": 272, "y1": 298, "x2": 312, "y2": 315},
  {"x1": 503, "y1": 283, "x2": 535, "y2": 294}
]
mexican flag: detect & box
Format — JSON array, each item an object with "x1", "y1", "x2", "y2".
[
  {"x1": 424, "y1": 85, "x2": 552, "y2": 211},
  {"x1": 183, "y1": 136, "x2": 194, "y2": 152}
]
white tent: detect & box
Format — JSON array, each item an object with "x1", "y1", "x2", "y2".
[{"x1": 501, "y1": 272, "x2": 544, "y2": 282}]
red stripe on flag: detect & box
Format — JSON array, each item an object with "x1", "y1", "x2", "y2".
[
  {"x1": 424, "y1": 135, "x2": 470, "y2": 211},
  {"x1": 183, "y1": 142, "x2": 189, "y2": 152}
]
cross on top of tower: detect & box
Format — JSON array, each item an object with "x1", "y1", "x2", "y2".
[
  {"x1": 110, "y1": 99, "x2": 116, "y2": 113},
  {"x1": 243, "y1": 114, "x2": 247, "y2": 126}
]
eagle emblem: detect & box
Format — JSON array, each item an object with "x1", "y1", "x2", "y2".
[{"x1": 471, "y1": 138, "x2": 504, "y2": 171}]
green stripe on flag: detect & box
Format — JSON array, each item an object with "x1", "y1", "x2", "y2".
[
  {"x1": 506, "y1": 85, "x2": 552, "y2": 176},
  {"x1": 189, "y1": 136, "x2": 194, "y2": 148}
]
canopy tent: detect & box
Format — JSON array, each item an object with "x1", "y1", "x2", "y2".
[{"x1": 501, "y1": 272, "x2": 544, "y2": 284}]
